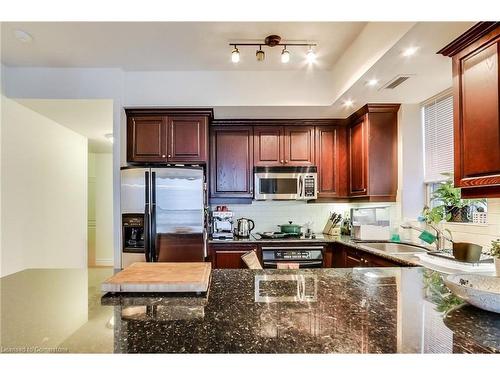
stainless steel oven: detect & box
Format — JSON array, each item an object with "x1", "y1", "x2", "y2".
[
  {"x1": 261, "y1": 246, "x2": 324, "y2": 268},
  {"x1": 254, "y1": 166, "x2": 317, "y2": 200}
]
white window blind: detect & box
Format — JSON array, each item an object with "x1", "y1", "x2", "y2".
[{"x1": 423, "y1": 94, "x2": 454, "y2": 182}]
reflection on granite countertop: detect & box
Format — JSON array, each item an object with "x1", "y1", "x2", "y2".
[{"x1": 2, "y1": 267, "x2": 499, "y2": 354}]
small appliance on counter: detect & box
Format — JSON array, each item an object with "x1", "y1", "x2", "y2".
[
  {"x1": 211, "y1": 210, "x2": 234, "y2": 240},
  {"x1": 351, "y1": 206, "x2": 391, "y2": 241},
  {"x1": 234, "y1": 217, "x2": 255, "y2": 238}
]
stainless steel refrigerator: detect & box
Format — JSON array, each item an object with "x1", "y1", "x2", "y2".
[{"x1": 120, "y1": 166, "x2": 206, "y2": 268}]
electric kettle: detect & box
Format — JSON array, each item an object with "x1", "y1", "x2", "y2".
[{"x1": 235, "y1": 218, "x2": 255, "y2": 238}]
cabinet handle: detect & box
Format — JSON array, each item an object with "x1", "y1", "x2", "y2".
[
  {"x1": 162, "y1": 154, "x2": 166, "y2": 158},
  {"x1": 285, "y1": 160, "x2": 289, "y2": 163},
  {"x1": 280, "y1": 160, "x2": 284, "y2": 164},
  {"x1": 168, "y1": 154, "x2": 171, "y2": 158}
]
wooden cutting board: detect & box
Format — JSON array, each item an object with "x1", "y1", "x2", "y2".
[{"x1": 101, "y1": 262, "x2": 211, "y2": 293}]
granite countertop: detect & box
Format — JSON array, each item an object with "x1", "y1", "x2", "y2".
[
  {"x1": 210, "y1": 234, "x2": 423, "y2": 267},
  {"x1": 1, "y1": 267, "x2": 499, "y2": 353}
]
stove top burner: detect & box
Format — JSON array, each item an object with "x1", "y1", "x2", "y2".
[
  {"x1": 256, "y1": 232, "x2": 322, "y2": 240},
  {"x1": 257, "y1": 232, "x2": 301, "y2": 239}
]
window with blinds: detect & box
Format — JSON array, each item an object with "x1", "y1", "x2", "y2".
[{"x1": 422, "y1": 93, "x2": 454, "y2": 183}]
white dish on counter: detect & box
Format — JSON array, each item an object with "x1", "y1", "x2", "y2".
[
  {"x1": 414, "y1": 253, "x2": 494, "y2": 274},
  {"x1": 444, "y1": 273, "x2": 500, "y2": 314}
]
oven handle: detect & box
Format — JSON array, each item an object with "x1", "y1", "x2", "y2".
[{"x1": 263, "y1": 260, "x2": 323, "y2": 268}]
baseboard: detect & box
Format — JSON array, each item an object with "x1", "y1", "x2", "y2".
[{"x1": 95, "y1": 258, "x2": 113, "y2": 267}]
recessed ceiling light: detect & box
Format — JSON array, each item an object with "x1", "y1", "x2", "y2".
[
  {"x1": 14, "y1": 29, "x2": 33, "y2": 43},
  {"x1": 402, "y1": 46, "x2": 418, "y2": 57},
  {"x1": 366, "y1": 79, "x2": 379, "y2": 87},
  {"x1": 343, "y1": 99, "x2": 354, "y2": 107}
]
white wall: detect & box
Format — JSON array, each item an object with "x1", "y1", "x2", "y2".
[
  {"x1": 87, "y1": 152, "x2": 113, "y2": 266},
  {"x1": 399, "y1": 104, "x2": 425, "y2": 221},
  {"x1": 0, "y1": 95, "x2": 88, "y2": 276}
]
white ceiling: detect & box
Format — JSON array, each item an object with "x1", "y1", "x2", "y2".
[
  {"x1": 1, "y1": 22, "x2": 366, "y2": 71},
  {"x1": 211, "y1": 22, "x2": 474, "y2": 118},
  {"x1": 16, "y1": 99, "x2": 114, "y2": 153},
  {"x1": 331, "y1": 21, "x2": 475, "y2": 117},
  {"x1": 2, "y1": 22, "x2": 476, "y2": 120}
]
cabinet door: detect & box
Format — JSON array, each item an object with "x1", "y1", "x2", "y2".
[
  {"x1": 167, "y1": 116, "x2": 208, "y2": 162},
  {"x1": 254, "y1": 126, "x2": 284, "y2": 166},
  {"x1": 345, "y1": 248, "x2": 363, "y2": 268},
  {"x1": 283, "y1": 126, "x2": 315, "y2": 166},
  {"x1": 210, "y1": 126, "x2": 253, "y2": 199},
  {"x1": 315, "y1": 125, "x2": 345, "y2": 198},
  {"x1": 349, "y1": 117, "x2": 368, "y2": 196},
  {"x1": 210, "y1": 245, "x2": 258, "y2": 269},
  {"x1": 454, "y1": 34, "x2": 500, "y2": 190},
  {"x1": 367, "y1": 253, "x2": 401, "y2": 267},
  {"x1": 127, "y1": 116, "x2": 167, "y2": 163}
]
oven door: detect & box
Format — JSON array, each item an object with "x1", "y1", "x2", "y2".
[{"x1": 254, "y1": 172, "x2": 302, "y2": 200}]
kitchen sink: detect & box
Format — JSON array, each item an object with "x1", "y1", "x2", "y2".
[{"x1": 359, "y1": 242, "x2": 428, "y2": 254}]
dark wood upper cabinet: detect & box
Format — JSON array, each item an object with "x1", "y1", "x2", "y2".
[
  {"x1": 167, "y1": 116, "x2": 208, "y2": 162},
  {"x1": 438, "y1": 22, "x2": 500, "y2": 198},
  {"x1": 283, "y1": 126, "x2": 315, "y2": 166},
  {"x1": 349, "y1": 117, "x2": 368, "y2": 196},
  {"x1": 127, "y1": 116, "x2": 167, "y2": 163},
  {"x1": 347, "y1": 104, "x2": 399, "y2": 202},
  {"x1": 253, "y1": 126, "x2": 284, "y2": 166},
  {"x1": 126, "y1": 108, "x2": 212, "y2": 164},
  {"x1": 254, "y1": 125, "x2": 315, "y2": 166},
  {"x1": 315, "y1": 124, "x2": 347, "y2": 199},
  {"x1": 210, "y1": 126, "x2": 254, "y2": 199}
]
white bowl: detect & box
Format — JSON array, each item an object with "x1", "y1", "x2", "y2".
[{"x1": 445, "y1": 273, "x2": 500, "y2": 314}]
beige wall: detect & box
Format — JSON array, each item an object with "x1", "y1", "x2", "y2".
[
  {"x1": 0, "y1": 95, "x2": 87, "y2": 276},
  {"x1": 87, "y1": 152, "x2": 113, "y2": 267}
]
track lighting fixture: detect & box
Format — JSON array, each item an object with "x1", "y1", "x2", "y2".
[
  {"x1": 229, "y1": 35, "x2": 317, "y2": 64},
  {"x1": 231, "y1": 46, "x2": 240, "y2": 63},
  {"x1": 281, "y1": 45, "x2": 290, "y2": 63},
  {"x1": 256, "y1": 45, "x2": 265, "y2": 61}
]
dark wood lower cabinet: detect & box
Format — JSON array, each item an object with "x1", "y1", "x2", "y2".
[
  {"x1": 209, "y1": 244, "x2": 259, "y2": 269},
  {"x1": 332, "y1": 244, "x2": 404, "y2": 268}
]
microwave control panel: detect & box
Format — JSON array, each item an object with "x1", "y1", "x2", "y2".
[{"x1": 304, "y1": 175, "x2": 316, "y2": 197}]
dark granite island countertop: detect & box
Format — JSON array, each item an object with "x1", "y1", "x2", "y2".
[{"x1": 2, "y1": 267, "x2": 498, "y2": 354}]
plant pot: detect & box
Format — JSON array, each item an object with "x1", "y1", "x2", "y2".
[
  {"x1": 446, "y1": 205, "x2": 470, "y2": 223},
  {"x1": 495, "y1": 258, "x2": 500, "y2": 277}
]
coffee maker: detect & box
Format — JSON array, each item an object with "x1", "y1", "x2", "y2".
[{"x1": 211, "y1": 210, "x2": 234, "y2": 239}]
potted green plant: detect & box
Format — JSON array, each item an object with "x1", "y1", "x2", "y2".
[
  {"x1": 431, "y1": 173, "x2": 486, "y2": 223},
  {"x1": 490, "y1": 239, "x2": 500, "y2": 276}
]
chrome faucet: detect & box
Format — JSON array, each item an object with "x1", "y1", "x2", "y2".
[{"x1": 400, "y1": 223, "x2": 453, "y2": 252}]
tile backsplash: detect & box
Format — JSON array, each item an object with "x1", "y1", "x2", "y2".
[
  {"x1": 213, "y1": 198, "x2": 500, "y2": 252},
  {"x1": 211, "y1": 200, "x2": 396, "y2": 235}
]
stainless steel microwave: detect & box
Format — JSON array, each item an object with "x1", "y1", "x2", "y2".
[{"x1": 254, "y1": 166, "x2": 318, "y2": 200}]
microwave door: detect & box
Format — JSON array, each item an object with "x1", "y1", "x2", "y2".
[{"x1": 256, "y1": 173, "x2": 299, "y2": 200}]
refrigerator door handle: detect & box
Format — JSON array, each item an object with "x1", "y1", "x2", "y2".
[
  {"x1": 144, "y1": 171, "x2": 151, "y2": 262},
  {"x1": 151, "y1": 171, "x2": 157, "y2": 262}
]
